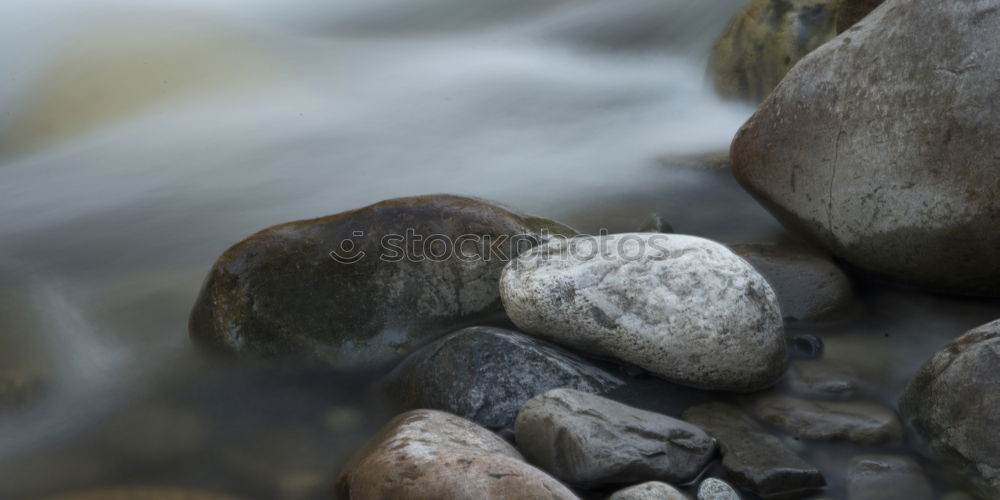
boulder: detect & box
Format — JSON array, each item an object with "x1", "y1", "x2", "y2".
[
  {"x1": 748, "y1": 394, "x2": 902, "y2": 444},
  {"x1": 727, "y1": 243, "x2": 853, "y2": 322},
  {"x1": 610, "y1": 481, "x2": 688, "y2": 500},
  {"x1": 189, "y1": 195, "x2": 574, "y2": 369},
  {"x1": 382, "y1": 327, "x2": 624, "y2": 433},
  {"x1": 683, "y1": 402, "x2": 825, "y2": 498},
  {"x1": 707, "y1": 0, "x2": 839, "y2": 102},
  {"x1": 514, "y1": 389, "x2": 715, "y2": 488},
  {"x1": 731, "y1": 0, "x2": 1000, "y2": 294},
  {"x1": 335, "y1": 409, "x2": 577, "y2": 500},
  {"x1": 846, "y1": 455, "x2": 932, "y2": 500},
  {"x1": 500, "y1": 233, "x2": 787, "y2": 392},
  {"x1": 899, "y1": 319, "x2": 1000, "y2": 497}
]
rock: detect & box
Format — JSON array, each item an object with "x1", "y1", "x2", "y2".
[
  {"x1": 784, "y1": 360, "x2": 858, "y2": 398},
  {"x1": 335, "y1": 409, "x2": 577, "y2": 500},
  {"x1": 835, "y1": 0, "x2": 885, "y2": 33},
  {"x1": 727, "y1": 243, "x2": 853, "y2": 322},
  {"x1": 899, "y1": 319, "x2": 1000, "y2": 497},
  {"x1": 500, "y1": 233, "x2": 787, "y2": 392},
  {"x1": 748, "y1": 394, "x2": 902, "y2": 445},
  {"x1": 514, "y1": 389, "x2": 715, "y2": 488},
  {"x1": 39, "y1": 487, "x2": 242, "y2": 500},
  {"x1": 697, "y1": 478, "x2": 740, "y2": 500},
  {"x1": 683, "y1": 402, "x2": 825, "y2": 498},
  {"x1": 382, "y1": 327, "x2": 624, "y2": 433},
  {"x1": 610, "y1": 481, "x2": 688, "y2": 500},
  {"x1": 707, "y1": 0, "x2": 839, "y2": 102},
  {"x1": 731, "y1": 0, "x2": 1000, "y2": 294},
  {"x1": 189, "y1": 194, "x2": 575, "y2": 369},
  {"x1": 846, "y1": 455, "x2": 932, "y2": 500}
]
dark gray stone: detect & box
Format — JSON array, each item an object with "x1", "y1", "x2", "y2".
[
  {"x1": 728, "y1": 243, "x2": 853, "y2": 322},
  {"x1": 732, "y1": 0, "x2": 1000, "y2": 294},
  {"x1": 748, "y1": 394, "x2": 902, "y2": 445},
  {"x1": 188, "y1": 194, "x2": 574, "y2": 369},
  {"x1": 381, "y1": 327, "x2": 624, "y2": 432},
  {"x1": 515, "y1": 389, "x2": 715, "y2": 488},
  {"x1": 900, "y1": 319, "x2": 1000, "y2": 497},
  {"x1": 846, "y1": 454, "x2": 932, "y2": 500},
  {"x1": 683, "y1": 402, "x2": 825, "y2": 498}
]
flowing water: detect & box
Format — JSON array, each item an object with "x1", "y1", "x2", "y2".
[{"x1": 0, "y1": 1, "x2": 995, "y2": 498}]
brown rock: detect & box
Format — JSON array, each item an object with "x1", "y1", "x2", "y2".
[{"x1": 335, "y1": 409, "x2": 577, "y2": 500}]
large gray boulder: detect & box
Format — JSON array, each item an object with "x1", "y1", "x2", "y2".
[
  {"x1": 514, "y1": 389, "x2": 715, "y2": 488},
  {"x1": 731, "y1": 0, "x2": 1000, "y2": 294},
  {"x1": 335, "y1": 409, "x2": 578, "y2": 500},
  {"x1": 500, "y1": 233, "x2": 787, "y2": 392},
  {"x1": 189, "y1": 195, "x2": 574, "y2": 369},
  {"x1": 899, "y1": 319, "x2": 1000, "y2": 498},
  {"x1": 382, "y1": 327, "x2": 624, "y2": 433}
]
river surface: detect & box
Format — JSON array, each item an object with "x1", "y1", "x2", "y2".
[{"x1": 0, "y1": 1, "x2": 995, "y2": 498}]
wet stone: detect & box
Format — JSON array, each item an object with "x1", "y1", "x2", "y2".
[
  {"x1": 748, "y1": 394, "x2": 902, "y2": 445},
  {"x1": 382, "y1": 326, "x2": 624, "y2": 433},
  {"x1": 514, "y1": 388, "x2": 715, "y2": 488},
  {"x1": 683, "y1": 402, "x2": 825, "y2": 498},
  {"x1": 846, "y1": 455, "x2": 932, "y2": 500}
]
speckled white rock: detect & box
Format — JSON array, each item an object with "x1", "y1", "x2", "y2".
[
  {"x1": 500, "y1": 233, "x2": 787, "y2": 392},
  {"x1": 697, "y1": 478, "x2": 740, "y2": 500},
  {"x1": 610, "y1": 481, "x2": 688, "y2": 500}
]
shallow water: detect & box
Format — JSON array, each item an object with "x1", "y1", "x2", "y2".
[{"x1": 0, "y1": 0, "x2": 994, "y2": 498}]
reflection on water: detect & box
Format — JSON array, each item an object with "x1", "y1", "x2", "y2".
[{"x1": 0, "y1": 0, "x2": 996, "y2": 498}]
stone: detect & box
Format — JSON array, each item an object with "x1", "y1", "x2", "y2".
[
  {"x1": 500, "y1": 233, "x2": 787, "y2": 393},
  {"x1": 731, "y1": 0, "x2": 1000, "y2": 294},
  {"x1": 727, "y1": 243, "x2": 853, "y2": 322},
  {"x1": 683, "y1": 402, "x2": 825, "y2": 498},
  {"x1": 707, "y1": 0, "x2": 839, "y2": 102},
  {"x1": 784, "y1": 360, "x2": 859, "y2": 398},
  {"x1": 334, "y1": 409, "x2": 577, "y2": 500},
  {"x1": 835, "y1": 0, "x2": 886, "y2": 33},
  {"x1": 899, "y1": 319, "x2": 1000, "y2": 498},
  {"x1": 382, "y1": 327, "x2": 624, "y2": 433},
  {"x1": 697, "y1": 478, "x2": 740, "y2": 500},
  {"x1": 189, "y1": 194, "x2": 575, "y2": 369},
  {"x1": 748, "y1": 394, "x2": 902, "y2": 445},
  {"x1": 610, "y1": 481, "x2": 688, "y2": 500},
  {"x1": 514, "y1": 389, "x2": 715, "y2": 488},
  {"x1": 846, "y1": 454, "x2": 932, "y2": 500}
]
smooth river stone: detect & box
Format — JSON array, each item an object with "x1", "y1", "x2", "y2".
[
  {"x1": 610, "y1": 481, "x2": 688, "y2": 500},
  {"x1": 382, "y1": 326, "x2": 624, "y2": 433},
  {"x1": 515, "y1": 388, "x2": 715, "y2": 488},
  {"x1": 335, "y1": 409, "x2": 577, "y2": 500},
  {"x1": 500, "y1": 233, "x2": 787, "y2": 393},
  {"x1": 683, "y1": 402, "x2": 825, "y2": 498},
  {"x1": 748, "y1": 394, "x2": 902, "y2": 445},
  {"x1": 846, "y1": 455, "x2": 932, "y2": 500}
]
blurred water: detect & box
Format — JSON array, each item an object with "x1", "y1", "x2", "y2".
[{"x1": 0, "y1": 0, "x2": 995, "y2": 499}]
